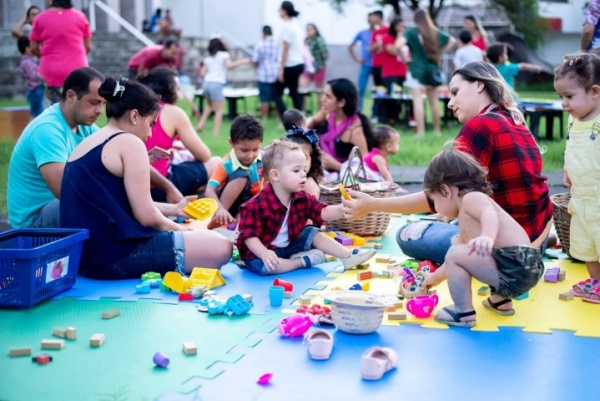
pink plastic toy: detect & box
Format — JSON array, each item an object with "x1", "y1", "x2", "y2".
[
  {"x1": 257, "y1": 372, "x2": 273, "y2": 385},
  {"x1": 406, "y1": 294, "x2": 439, "y2": 318},
  {"x1": 277, "y1": 313, "x2": 313, "y2": 337}
]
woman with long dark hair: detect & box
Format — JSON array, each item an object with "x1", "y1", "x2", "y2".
[{"x1": 307, "y1": 78, "x2": 374, "y2": 173}]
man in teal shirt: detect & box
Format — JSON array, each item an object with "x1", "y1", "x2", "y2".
[
  {"x1": 8, "y1": 67, "x2": 106, "y2": 228},
  {"x1": 8, "y1": 66, "x2": 187, "y2": 229}
]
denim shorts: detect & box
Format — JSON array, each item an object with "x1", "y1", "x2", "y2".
[
  {"x1": 258, "y1": 81, "x2": 275, "y2": 103},
  {"x1": 243, "y1": 226, "x2": 321, "y2": 275},
  {"x1": 151, "y1": 161, "x2": 208, "y2": 202},
  {"x1": 203, "y1": 82, "x2": 224, "y2": 102},
  {"x1": 80, "y1": 231, "x2": 186, "y2": 280}
]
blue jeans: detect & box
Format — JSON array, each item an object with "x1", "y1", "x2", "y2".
[
  {"x1": 357, "y1": 64, "x2": 372, "y2": 113},
  {"x1": 396, "y1": 221, "x2": 550, "y2": 265},
  {"x1": 243, "y1": 226, "x2": 321, "y2": 275},
  {"x1": 31, "y1": 199, "x2": 60, "y2": 228},
  {"x1": 396, "y1": 221, "x2": 459, "y2": 265},
  {"x1": 80, "y1": 231, "x2": 186, "y2": 279},
  {"x1": 27, "y1": 86, "x2": 45, "y2": 117}
]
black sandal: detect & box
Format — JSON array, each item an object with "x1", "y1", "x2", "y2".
[
  {"x1": 434, "y1": 307, "x2": 476, "y2": 328},
  {"x1": 483, "y1": 297, "x2": 515, "y2": 316}
]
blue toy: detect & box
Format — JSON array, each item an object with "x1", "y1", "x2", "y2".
[
  {"x1": 515, "y1": 292, "x2": 529, "y2": 301},
  {"x1": 148, "y1": 278, "x2": 162, "y2": 288},
  {"x1": 226, "y1": 295, "x2": 252, "y2": 315},
  {"x1": 135, "y1": 283, "x2": 151, "y2": 294}
]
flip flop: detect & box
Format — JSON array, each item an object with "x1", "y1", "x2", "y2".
[
  {"x1": 434, "y1": 307, "x2": 476, "y2": 328},
  {"x1": 482, "y1": 297, "x2": 515, "y2": 316},
  {"x1": 304, "y1": 329, "x2": 334, "y2": 360},
  {"x1": 360, "y1": 347, "x2": 398, "y2": 381}
]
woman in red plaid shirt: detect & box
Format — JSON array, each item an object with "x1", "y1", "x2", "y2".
[{"x1": 343, "y1": 61, "x2": 553, "y2": 312}]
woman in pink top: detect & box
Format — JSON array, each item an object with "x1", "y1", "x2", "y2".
[
  {"x1": 30, "y1": 0, "x2": 92, "y2": 104},
  {"x1": 139, "y1": 67, "x2": 221, "y2": 202},
  {"x1": 464, "y1": 15, "x2": 488, "y2": 52}
]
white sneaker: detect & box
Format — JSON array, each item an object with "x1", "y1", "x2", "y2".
[
  {"x1": 291, "y1": 249, "x2": 326, "y2": 268},
  {"x1": 341, "y1": 249, "x2": 376, "y2": 270},
  {"x1": 305, "y1": 329, "x2": 334, "y2": 360}
]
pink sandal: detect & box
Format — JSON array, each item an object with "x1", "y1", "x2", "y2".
[
  {"x1": 570, "y1": 278, "x2": 599, "y2": 297},
  {"x1": 582, "y1": 286, "x2": 600, "y2": 304}
]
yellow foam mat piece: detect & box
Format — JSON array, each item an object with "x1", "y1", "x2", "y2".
[{"x1": 289, "y1": 257, "x2": 600, "y2": 337}]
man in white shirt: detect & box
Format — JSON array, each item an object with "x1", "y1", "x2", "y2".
[{"x1": 453, "y1": 30, "x2": 484, "y2": 70}]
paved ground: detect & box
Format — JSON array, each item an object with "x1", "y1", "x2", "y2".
[{"x1": 0, "y1": 167, "x2": 567, "y2": 233}]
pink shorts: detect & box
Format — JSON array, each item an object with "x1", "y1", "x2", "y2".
[{"x1": 302, "y1": 68, "x2": 327, "y2": 85}]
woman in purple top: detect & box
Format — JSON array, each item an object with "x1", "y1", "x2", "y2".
[{"x1": 307, "y1": 78, "x2": 374, "y2": 172}]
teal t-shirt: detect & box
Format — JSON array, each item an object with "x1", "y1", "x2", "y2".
[
  {"x1": 7, "y1": 104, "x2": 98, "y2": 228},
  {"x1": 496, "y1": 62, "x2": 520, "y2": 88}
]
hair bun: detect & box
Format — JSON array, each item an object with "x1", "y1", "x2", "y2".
[{"x1": 98, "y1": 77, "x2": 119, "y2": 102}]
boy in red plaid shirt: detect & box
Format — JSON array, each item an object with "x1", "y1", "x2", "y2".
[{"x1": 236, "y1": 140, "x2": 376, "y2": 275}]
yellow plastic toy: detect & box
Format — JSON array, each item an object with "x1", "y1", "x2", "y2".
[
  {"x1": 189, "y1": 267, "x2": 226, "y2": 290},
  {"x1": 324, "y1": 232, "x2": 337, "y2": 239},
  {"x1": 338, "y1": 184, "x2": 353, "y2": 201},
  {"x1": 183, "y1": 198, "x2": 218, "y2": 221},
  {"x1": 342, "y1": 232, "x2": 367, "y2": 246},
  {"x1": 361, "y1": 282, "x2": 370, "y2": 291},
  {"x1": 163, "y1": 271, "x2": 191, "y2": 294}
]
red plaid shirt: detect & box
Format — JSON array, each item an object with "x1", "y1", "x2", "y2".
[
  {"x1": 450, "y1": 105, "x2": 553, "y2": 241},
  {"x1": 236, "y1": 184, "x2": 328, "y2": 260}
]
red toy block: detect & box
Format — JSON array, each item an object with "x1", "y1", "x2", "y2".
[
  {"x1": 357, "y1": 270, "x2": 373, "y2": 281},
  {"x1": 178, "y1": 294, "x2": 194, "y2": 301},
  {"x1": 418, "y1": 260, "x2": 436, "y2": 273},
  {"x1": 33, "y1": 354, "x2": 52, "y2": 365}
]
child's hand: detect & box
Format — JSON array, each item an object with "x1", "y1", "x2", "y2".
[
  {"x1": 175, "y1": 195, "x2": 197, "y2": 219},
  {"x1": 563, "y1": 169, "x2": 572, "y2": 189},
  {"x1": 421, "y1": 271, "x2": 445, "y2": 288},
  {"x1": 467, "y1": 235, "x2": 494, "y2": 257},
  {"x1": 214, "y1": 208, "x2": 235, "y2": 226},
  {"x1": 260, "y1": 250, "x2": 280, "y2": 272}
]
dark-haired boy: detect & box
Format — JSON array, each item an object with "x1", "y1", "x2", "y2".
[
  {"x1": 17, "y1": 36, "x2": 44, "y2": 118},
  {"x1": 453, "y1": 30, "x2": 484, "y2": 69},
  {"x1": 486, "y1": 43, "x2": 542, "y2": 89},
  {"x1": 206, "y1": 114, "x2": 265, "y2": 228}
]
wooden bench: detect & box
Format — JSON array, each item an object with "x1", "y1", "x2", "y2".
[
  {"x1": 0, "y1": 106, "x2": 30, "y2": 141},
  {"x1": 194, "y1": 87, "x2": 259, "y2": 120}
]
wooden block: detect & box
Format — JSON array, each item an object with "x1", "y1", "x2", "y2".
[
  {"x1": 387, "y1": 263, "x2": 400, "y2": 270},
  {"x1": 298, "y1": 295, "x2": 312, "y2": 305},
  {"x1": 374, "y1": 243, "x2": 383, "y2": 249},
  {"x1": 242, "y1": 294, "x2": 253, "y2": 302},
  {"x1": 182, "y1": 341, "x2": 197, "y2": 355},
  {"x1": 558, "y1": 269, "x2": 566, "y2": 282},
  {"x1": 378, "y1": 271, "x2": 392, "y2": 278},
  {"x1": 356, "y1": 263, "x2": 369, "y2": 269},
  {"x1": 427, "y1": 289, "x2": 437, "y2": 295},
  {"x1": 90, "y1": 334, "x2": 105, "y2": 347},
  {"x1": 65, "y1": 327, "x2": 77, "y2": 340},
  {"x1": 388, "y1": 258, "x2": 397, "y2": 264},
  {"x1": 357, "y1": 270, "x2": 373, "y2": 281},
  {"x1": 284, "y1": 291, "x2": 293, "y2": 298},
  {"x1": 101, "y1": 309, "x2": 120, "y2": 319},
  {"x1": 41, "y1": 339, "x2": 64, "y2": 350},
  {"x1": 559, "y1": 292, "x2": 574, "y2": 301},
  {"x1": 388, "y1": 311, "x2": 407, "y2": 320},
  {"x1": 375, "y1": 254, "x2": 390, "y2": 263},
  {"x1": 9, "y1": 347, "x2": 31, "y2": 357},
  {"x1": 52, "y1": 328, "x2": 66, "y2": 338},
  {"x1": 394, "y1": 302, "x2": 403, "y2": 309},
  {"x1": 386, "y1": 305, "x2": 396, "y2": 312},
  {"x1": 325, "y1": 255, "x2": 337, "y2": 262},
  {"x1": 477, "y1": 286, "x2": 490, "y2": 296}
]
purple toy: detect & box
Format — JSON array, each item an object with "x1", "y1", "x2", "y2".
[
  {"x1": 335, "y1": 234, "x2": 353, "y2": 246},
  {"x1": 153, "y1": 351, "x2": 170, "y2": 368},
  {"x1": 544, "y1": 267, "x2": 560, "y2": 283}
]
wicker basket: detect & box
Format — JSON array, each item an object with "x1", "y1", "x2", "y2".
[
  {"x1": 551, "y1": 192, "x2": 573, "y2": 258},
  {"x1": 323, "y1": 291, "x2": 397, "y2": 334},
  {"x1": 321, "y1": 147, "x2": 397, "y2": 236}
]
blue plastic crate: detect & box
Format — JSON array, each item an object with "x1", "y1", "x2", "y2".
[{"x1": 0, "y1": 228, "x2": 89, "y2": 309}]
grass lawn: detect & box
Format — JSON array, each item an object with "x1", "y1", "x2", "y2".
[{"x1": 0, "y1": 90, "x2": 566, "y2": 215}]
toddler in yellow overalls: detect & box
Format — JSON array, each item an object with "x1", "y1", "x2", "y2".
[{"x1": 555, "y1": 52, "x2": 600, "y2": 304}]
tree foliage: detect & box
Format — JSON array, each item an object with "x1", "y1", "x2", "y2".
[{"x1": 328, "y1": 0, "x2": 445, "y2": 20}]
